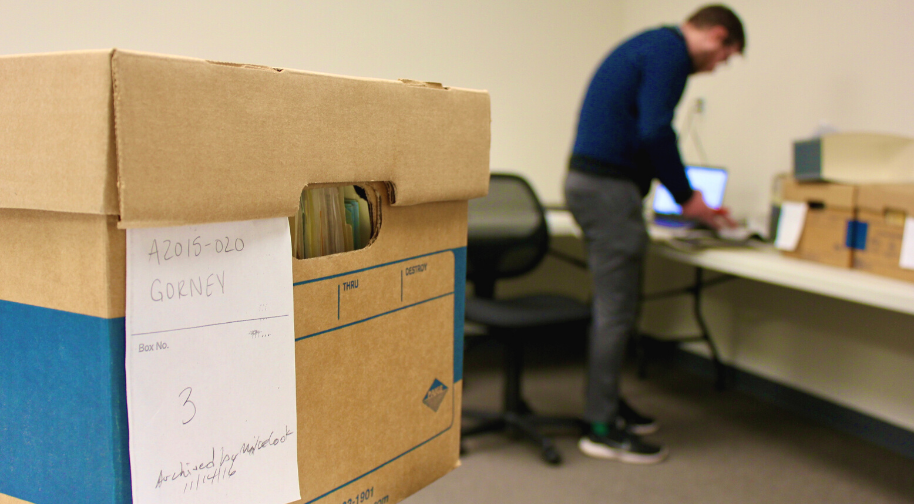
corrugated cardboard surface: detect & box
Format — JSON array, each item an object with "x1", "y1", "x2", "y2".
[
  {"x1": 853, "y1": 209, "x2": 914, "y2": 282},
  {"x1": 0, "y1": 209, "x2": 124, "y2": 318},
  {"x1": 782, "y1": 178, "x2": 856, "y2": 210},
  {"x1": 854, "y1": 184, "x2": 914, "y2": 282},
  {"x1": 289, "y1": 194, "x2": 468, "y2": 504},
  {"x1": 0, "y1": 49, "x2": 490, "y2": 227},
  {"x1": 783, "y1": 208, "x2": 855, "y2": 268},
  {"x1": 0, "y1": 51, "x2": 118, "y2": 216},
  {"x1": 857, "y1": 183, "x2": 914, "y2": 215},
  {"x1": 782, "y1": 179, "x2": 856, "y2": 268},
  {"x1": 1, "y1": 49, "x2": 487, "y2": 504}
]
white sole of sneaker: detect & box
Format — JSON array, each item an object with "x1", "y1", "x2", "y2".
[{"x1": 578, "y1": 437, "x2": 668, "y2": 464}]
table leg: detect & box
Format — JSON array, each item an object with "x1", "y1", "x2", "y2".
[{"x1": 691, "y1": 267, "x2": 726, "y2": 390}]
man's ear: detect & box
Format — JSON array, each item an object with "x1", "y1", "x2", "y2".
[{"x1": 708, "y1": 25, "x2": 729, "y2": 44}]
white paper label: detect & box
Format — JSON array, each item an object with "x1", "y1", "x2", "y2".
[
  {"x1": 125, "y1": 218, "x2": 300, "y2": 504},
  {"x1": 774, "y1": 201, "x2": 809, "y2": 251},
  {"x1": 899, "y1": 217, "x2": 914, "y2": 270}
]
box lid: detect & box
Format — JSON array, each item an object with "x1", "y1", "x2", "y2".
[
  {"x1": 782, "y1": 177, "x2": 856, "y2": 209},
  {"x1": 1, "y1": 49, "x2": 491, "y2": 228},
  {"x1": 0, "y1": 50, "x2": 119, "y2": 216},
  {"x1": 857, "y1": 183, "x2": 914, "y2": 215}
]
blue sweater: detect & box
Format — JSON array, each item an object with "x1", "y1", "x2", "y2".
[{"x1": 571, "y1": 26, "x2": 694, "y2": 204}]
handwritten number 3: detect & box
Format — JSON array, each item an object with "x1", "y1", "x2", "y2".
[{"x1": 179, "y1": 387, "x2": 196, "y2": 425}]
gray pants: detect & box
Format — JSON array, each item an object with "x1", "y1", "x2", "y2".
[{"x1": 564, "y1": 170, "x2": 648, "y2": 424}]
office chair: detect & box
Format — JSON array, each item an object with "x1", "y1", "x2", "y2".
[{"x1": 461, "y1": 173, "x2": 591, "y2": 465}]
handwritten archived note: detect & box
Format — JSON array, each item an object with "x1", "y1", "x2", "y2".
[{"x1": 126, "y1": 218, "x2": 300, "y2": 504}]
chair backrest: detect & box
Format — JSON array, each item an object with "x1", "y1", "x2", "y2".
[{"x1": 467, "y1": 173, "x2": 549, "y2": 299}]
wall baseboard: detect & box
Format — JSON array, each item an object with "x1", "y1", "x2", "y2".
[{"x1": 661, "y1": 343, "x2": 914, "y2": 461}]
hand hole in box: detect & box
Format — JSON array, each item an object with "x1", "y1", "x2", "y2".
[
  {"x1": 291, "y1": 184, "x2": 379, "y2": 259},
  {"x1": 807, "y1": 201, "x2": 826, "y2": 210}
]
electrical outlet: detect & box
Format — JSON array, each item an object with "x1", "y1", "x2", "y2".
[{"x1": 695, "y1": 97, "x2": 705, "y2": 114}]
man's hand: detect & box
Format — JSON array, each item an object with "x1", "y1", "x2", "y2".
[{"x1": 680, "y1": 190, "x2": 736, "y2": 230}]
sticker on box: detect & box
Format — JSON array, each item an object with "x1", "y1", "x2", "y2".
[{"x1": 125, "y1": 217, "x2": 300, "y2": 504}]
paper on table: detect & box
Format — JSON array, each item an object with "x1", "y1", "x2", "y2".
[
  {"x1": 125, "y1": 218, "x2": 300, "y2": 504},
  {"x1": 899, "y1": 217, "x2": 914, "y2": 270},
  {"x1": 774, "y1": 201, "x2": 808, "y2": 251}
]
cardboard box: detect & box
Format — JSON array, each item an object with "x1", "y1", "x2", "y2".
[
  {"x1": 781, "y1": 178, "x2": 856, "y2": 268},
  {"x1": 0, "y1": 50, "x2": 490, "y2": 504},
  {"x1": 794, "y1": 132, "x2": 914, "y2": 184},
  {"x1": 853, "y1": 184, "x2": 914, "y2": 282}
]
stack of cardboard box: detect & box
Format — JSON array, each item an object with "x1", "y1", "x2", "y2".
[{"x1": 780, "y1": 133, "x2": 914, "y2": 282}]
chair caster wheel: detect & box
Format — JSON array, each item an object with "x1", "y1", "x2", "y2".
[{"x1": 542, "y1": 446, "x2": 562, "y2": 465}]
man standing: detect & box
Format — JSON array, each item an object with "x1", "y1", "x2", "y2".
[{"x1": 565, "y1": 5, "x2": 745, "y2": 464}]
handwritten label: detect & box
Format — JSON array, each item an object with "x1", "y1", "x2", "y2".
[
  {"x1": 154, "y1": 426, "x2": 294, "y2": 493},
  {"x1": 126, "y1": 218, "x2": 300, "y2": 504}
]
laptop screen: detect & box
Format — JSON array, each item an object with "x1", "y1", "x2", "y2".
[{"x1": 652, "y1": 165, "x2": 728, "y2": 216}]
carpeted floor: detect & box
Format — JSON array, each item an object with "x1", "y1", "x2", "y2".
[{"x1": 407, "y1": 337, "x2": 914, "y2": 504}]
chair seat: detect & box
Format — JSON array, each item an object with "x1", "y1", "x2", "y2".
[{"x1": 466, "y1": 294, "x2": 591, "y2": 329}]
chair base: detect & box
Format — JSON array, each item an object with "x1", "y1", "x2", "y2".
[{"x1": 461, "y1": 402, "x2": 585, "y2": 465}]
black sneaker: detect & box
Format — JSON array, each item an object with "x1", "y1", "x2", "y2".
[
  {"x1": 616, "y1": 398, "x2": 659, "y2": 435},
  {"x1": 578, "y1": 428, "x2": 668, "y2": 464}
]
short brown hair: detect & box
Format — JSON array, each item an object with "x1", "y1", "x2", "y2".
[{"x1": 688, "y1": 4, "x2": 746, "y2": 53}]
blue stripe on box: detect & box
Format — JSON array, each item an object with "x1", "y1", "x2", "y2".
[
  {"x1": 451, "y1": 247, "x2": 466, "y2": 384},
  {"x1": 846, "y1": 221, "x2": 869, "y2": 250},
  {"x1": 0, "y1": 300, "x2": 131, "y2": 504}
]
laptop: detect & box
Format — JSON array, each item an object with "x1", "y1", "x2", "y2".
[{"x1": 651, "y1": 165, "x2": 728, "y2": 228}]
